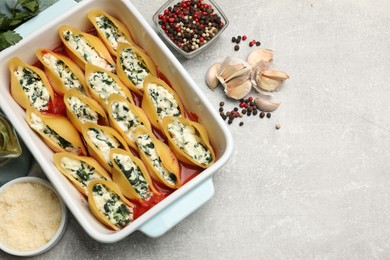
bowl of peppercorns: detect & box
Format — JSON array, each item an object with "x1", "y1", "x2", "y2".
[{"x1": 153, "y1": 0, "x2": 229, "y2": 59}]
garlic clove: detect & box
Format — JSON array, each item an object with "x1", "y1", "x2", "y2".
[
  {"x1": 254, "y1": 97, "x2": 280, "y2": 112},
  {"x1": 224, "y1": 78, "x2": 252, "y2": 100},
  {"x1": 258, "y1": 75, "x2": 283, "y2": 91},
  {"x1": 218, "y1": 63, "x2": 245, "y2": 82},
  {"x1": 206, "y1": 63, "x2": 221, "y2": 89},
  {"x1": 247, "y1": 49, "x2": 273, "y2": 67},
  {"x1": 262, "y1": 69, "x2": 289, "y2": 80}
]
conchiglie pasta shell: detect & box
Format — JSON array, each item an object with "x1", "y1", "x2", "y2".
[
  {"x1": 87, "y1": 179, "x2": 134, "y2": 231},
  {"x1": 82, "y1": 122, "x2": 130, "y2": 172},
  {"x1": 116, "y1": 42, "x2": 157, "y2": 96},
  {"x1": 85, "y1": 63, "x2": 134, "y2": 110},
  {"x1": 53, "y1": 152, "x2": 111, "y2": 196},
  {"x1": 109, "y1": 148, "x2": 160, "y2": 205},
  {"x1": 162, "y1": 116, "x2": 216, "y2": 168},
  {"x1": 9, "y1": 57, "x2": 55, "y2": 111},
  {"x1": 26, "y1": 106, "x2": 87, "y2": 155},
  {"x1": 133, "y1": 126, "x2": 181, "y2": 189},
  {"x1": 35, "y1": 49, "x2": 87, "y2": 95},
  {"x1": 58, "y1": 25, "x2": 115, "y2": 71},
  {"x1": 107, "y1": 94, "x2": 152, "y2": 151},
  {"x1": 64, "y1": 89, "x2": 109, "y2": 132},
  {"x1": 87, "y1": 9, "x2": 136, "y2": 56},
  {"x1": 141, "y1": 74, "x2": 185, "y2": 131}
]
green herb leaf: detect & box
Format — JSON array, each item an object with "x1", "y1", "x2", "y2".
[
  {"x1": 0, "y1": 0, "x2": 54, "y2": 51},
  {"x1": 0, "y1": 30, "x2": 22, "y2": 50}
]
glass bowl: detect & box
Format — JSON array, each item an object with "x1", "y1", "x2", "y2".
[{"x1": 153, "y1": 0, "x2": 229, "y2": 59}]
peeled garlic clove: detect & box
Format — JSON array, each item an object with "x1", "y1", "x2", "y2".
[
  {"x1": 254, "y1": 97, "x2": 280, "y2": 112},
  {"x1": 206, "y1": 63, "x2": 221, "y2": 89},
  {"x1": 247, "y1": 49, "x2": 273, "y2": 67},
  {"x1": 224, "y1": 79, "x2": 252, "y2": 100},
  {"x1": 262, "y1": 69, "x2": 289, "y2": 80}
]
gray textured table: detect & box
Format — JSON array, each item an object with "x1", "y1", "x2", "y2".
[{"x1": 2, "y1": 0, "x2": 390, "y2": 259}]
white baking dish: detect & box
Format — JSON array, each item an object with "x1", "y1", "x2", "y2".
[{"x1": 0, "y1": 0, "x2": 233, "y2": 242}]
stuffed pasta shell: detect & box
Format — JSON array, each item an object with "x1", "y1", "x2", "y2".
[
  {"x1": 85, "y1": 63, "x2": 134, "y2": 109},
  {"x1": 107, "y1": 94, "x2": 151, "y2": 151},
  {"x1": 26, "y1": 106, "x2": 86, "y2": 155},
  {"x1": 58, "y1": 25, "x2": 115, "y2": 72},
  {"x1": 162, "y1": 116, "x2": 215, "y2": 168},
  {"x1": 35, "y1": 49, "x2": 87, "y2": 95},
  {"x1": 53, "y1": 152, "x2": 111, "y2": 196},
  {"x1": 116, "y1": 42, "x2": 157, "y2": 96},
  {"x1": 82, "y1": 122, "x2": 130, "y2": 172},
  {"x1": 88, "y1": 179, "x2": 134, "y2": 230},
  {"x1": 9, "y1": 57, "x2": 55, "y2": 112},
  {"x1": 142, "y1": 75, "x2": 185, "y2": 131},
  {"x1": 134, "y1": 126, "x2": 181, "y2": 189},
  {"x1": 110, "y1": 148, "x2": 159, "y2": 206},
  {"x1": 64, "y1": 89, "x2": 109, "y2": 132},
  {"x1": 88, "y1": 9, "x2": 136, "y2": 56}
]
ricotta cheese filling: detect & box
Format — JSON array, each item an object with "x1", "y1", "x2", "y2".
[
  {"x1": 67, "y1": 96, "x2": 99, "y2": 124},
  {"x1": 92, "y1": 183, "x2": 132, "y2": 228},
  {"x1": 136, "y1": 134, "x2": 177, "y2": 185},
  {"x1": 113, "y1": 153, "x2": 152, "y2": 200},
  {"x1": 168, "y1": 120, "x2": 213, "y2": 165},
  {"x1": 42, "y1": 53, "x2": 83, "y2": 92},
  {"x1": 63, "y1": 30, "x2": 115, "y2": 72},
  {"x1": 119, "y1": 47, "x2": 149, "y2": 89},
  {"x1": 95, "y1": 15, "x2": 129, "y2": 50},
  {"x1": 88, "y1": 71, "x2": 127, "y2": 105},
  {"x1": 111, "y1": 101, "x2": 142, "y2": 141},
  {"x1": 86, "y1": 127, "x2": 120, "y2": 165},
  {"x1": 147, "y1": 83, "x2": 180, "y2": 119},
  {"x1": 60, "y1": 157, "x2": 107, "y2": 191},
  {"x1": 14, "y1": 66, "x2": 50, "y2": 111},
  {"x1": 30, "y1": 112, "x2": 81, "y2": 154}
]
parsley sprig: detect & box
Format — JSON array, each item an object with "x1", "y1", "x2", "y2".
[{"x1": 0, "y1": 0, "x2": 52, "y2": 51}]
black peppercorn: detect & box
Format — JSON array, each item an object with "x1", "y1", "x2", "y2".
[
  {"x1": 260, "y1": 112, "x2": 265, "y2": 118},
  {"x1": 234, "y1": 45, "x2": 240, "y2": 51},
  {"x1": 266, "y1": 112, "x2": 271, "y2": 118},
  {"x1": 239, "y1": 122, "x2": 244, "y2": 126}
]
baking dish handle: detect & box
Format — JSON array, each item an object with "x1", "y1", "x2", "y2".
[
  {"x1": 14, "y1": 0, "x2": 78, "y2": 38},
  {"x1": 139, "y1": 178, "x2": 215, "y2": 237}
]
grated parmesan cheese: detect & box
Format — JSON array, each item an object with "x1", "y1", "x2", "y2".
[{"x1": 0, "y1": 182, "x2": 62, "y2": 252}]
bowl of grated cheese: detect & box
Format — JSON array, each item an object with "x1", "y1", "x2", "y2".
[{"x1": 0, "y1": 177, "x2": 68, "y2": 256}]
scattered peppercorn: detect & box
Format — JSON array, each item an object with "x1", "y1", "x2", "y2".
[
  {"x1": 228, "y1": 119, "x2": 233, "y2": 124},
  {"x1": 242, "y1": 35, "x2": 247, "y2": 41},
  {"x1": 260, "y1": 112, "x2": 265, "y2": 118},
  {"x1": 239, "y1": 122, "x2": 244, "y2": 126},
  {"x1": 241, "y1": 109, "x2": 247, "y2": 114},
  {"x1": 266, "y1": 112, "x2": 271, "y2": 118},
  {"x1": 231, "y1": 36, "x2": 236, "y2": 43},
  {"x1": 219, "y1": 107, "x2": 224, "y2": 112},
  {"x1": 233, "y1": 107, "x2": 238, "y2": 112},
  {"x1": 253, "y1": 109, "x2": 258, "y2": 116},
  {"x1": 234, "y1": 45, "x2": 240, "y2": 51},
  {"x1": 219, "y1": 101, "x2": 225, "y2": 106},
  {"x1": 275, "y1": 123, "x2": 281, "y2": 129},
  {"x1": 256, "y1": 41, "x2": 261, "y2": 46}
]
